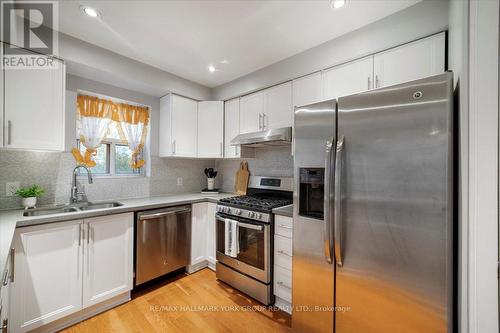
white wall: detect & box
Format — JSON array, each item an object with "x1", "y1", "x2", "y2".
[
  {"x1": 59, "y1": 33, "x2": 211, "y2": 100},
  {"x1": 212, "y1": 0, "x2": 449, "y2": 100}
]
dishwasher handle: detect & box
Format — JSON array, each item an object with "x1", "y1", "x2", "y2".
[{"x1": 139, "y1": 207, "x2": 191, "y2": 220}]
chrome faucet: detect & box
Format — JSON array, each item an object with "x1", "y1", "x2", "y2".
[{"x1": 70, "y1": 165, "x2": 93, "y2": 204}]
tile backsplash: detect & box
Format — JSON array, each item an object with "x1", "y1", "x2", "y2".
[
  {"x1": 0, "y1": 151, "x2": 214, "y2": 210},
  {"x1": 215, "y1": 146, "x2": 293, "y2": 193},
  {"x1": 0, "y1": 146, "x2": 293, "y2": 210}
]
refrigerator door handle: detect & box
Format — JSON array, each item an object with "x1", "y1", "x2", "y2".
[
  {"x1": 323, "y1": 136, "x2": 335, "y2": 264},
  {"x1": 334, "y1": 135, "x2": 345, "y2": 266}
]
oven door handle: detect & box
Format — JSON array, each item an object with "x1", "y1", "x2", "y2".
[
  {"x1": 237, "y1": 222, "x2": 263, "y2": 231},
  {"x1": 215, "y1": 214, "x2": 264, "y2": 231}
]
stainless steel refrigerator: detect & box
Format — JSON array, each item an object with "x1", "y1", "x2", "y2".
[{"x1": 292, "y1": 72, "x2": 454, "y2": 333}]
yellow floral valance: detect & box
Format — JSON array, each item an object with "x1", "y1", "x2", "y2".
[{"x1": 72, "y1": 95, "x2": 150, "y2": 169}]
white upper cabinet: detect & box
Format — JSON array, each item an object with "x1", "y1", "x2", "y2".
[
  {"x1": 292, "y1": 72, "x2": 323, "y2": 108},
  {"x1": 0, "y1": 43, "x2": 3, "y2": 147},
  {"x1": 322, "y1": 56, "x2": 373, "y2": 100},
  {"x1": 198, "y1": 101, "x2": 224, "y2": 158},
  {"x1": 159, "y1": 94, "x2": 198, "y2": 157},
  {"x1": 240, "y1": 91, "x2": 264, "y2": 134},
  {"x1": 240, "y1": 82, "x2": 292, "y2": 134},
  {"x1": 264, "y1": 82, "x2": 292, "y2": 130},
  {"x1": 83, "y1": 213, "x2": 133, "y2": 308},
  {"x1": 373, "y1": 32, "x2": 445, "y2": 89},
  {"x1": 3, "y1": 54, "x2": 65, "y2": 151},
  {"x1": 224, "y1": 98, "x2": 241, "y2": 158},
  {"x1": 10, "y1": 220, "x2": 83, "y2": 333}
]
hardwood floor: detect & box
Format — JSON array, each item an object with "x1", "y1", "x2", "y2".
[{"x1": 62, "y1": 269, "x2": 291, "y2": 333}]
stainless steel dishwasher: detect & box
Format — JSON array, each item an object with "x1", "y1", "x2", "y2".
[{"x1": 135, "y1": 205, "x2": 191, "y2": 286}]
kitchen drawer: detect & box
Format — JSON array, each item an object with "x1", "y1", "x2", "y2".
[
  {"x1": 275, "y1": 215, "x2": 293, "y2": 238},
  {"x1": 274, "y1": 235, "x2": 292, "y2": 270},
  {"x1": 274, "y1": 265, "x2": 292, "y2": 303}
]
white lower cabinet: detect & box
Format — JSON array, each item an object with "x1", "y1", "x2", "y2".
[
  {"x1": 273, "y1": 215, "x2": 293, "y2": 314},
  {"x1": 206, "y1": 203, "x2": 217, "y2": 269},
  {"x1": 83, "y1": 214, "x2": 133, "y2": 308},
  {"x1": 1, "y1": 250, "x2": 12, "y2": 333},
  {"x1": 10, "y1": 220, "x2": 83, "y2": 333},
  {"x1": 10, "y1": 213, "x2": 133, "y2": 333},
  {"x1": 189, "y1": 202, "x2": 217, "y2": 273},
  {"x1": 190, "y1": 202, "x2": 208, "y2": 270}
]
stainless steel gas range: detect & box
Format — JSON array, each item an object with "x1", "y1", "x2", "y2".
[{"x1": 215, "y1": 176, "x2": 293, "y2": 305}]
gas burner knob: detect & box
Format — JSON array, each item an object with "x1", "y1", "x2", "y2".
[
  {"x1": 257, "y1": 213, "x2": 262, "y2": 219},
  {"x1": 235, "y1": 209, "x2": 242, "y2": 215},
  {"x1": 227, "y1": 208, "x2": 231, "y2": 214},
  {"x1": 247, "y1": 212, "x2": 253, "y2": 217}
]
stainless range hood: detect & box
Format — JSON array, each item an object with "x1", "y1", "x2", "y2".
[{"x1": 230, "y1": 127, "x2": 292, "y2": 147}]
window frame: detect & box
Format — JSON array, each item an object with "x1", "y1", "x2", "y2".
[{"x1": 77, "y1": 139, "x2": 145, "y2": 178}]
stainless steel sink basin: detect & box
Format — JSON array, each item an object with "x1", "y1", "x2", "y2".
[
  {"x1": 23, "y1": 206, "x2": 80, "y2": 217},
  {"x1": 22, "y1": 201, "x2": 124, "y2": 216},
  {"x1": 78, "y1": 202, "x2": 124, "y2": 211}
]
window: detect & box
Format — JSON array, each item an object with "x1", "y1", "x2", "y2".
[
  {"x1": 72, "y1": 93, "x2": 150, "y2": 176},
  {"x1": 77, "y1": 140, "x2": 143, "y2": 176}
]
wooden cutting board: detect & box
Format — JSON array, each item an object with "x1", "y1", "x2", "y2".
[{"x1": 235, "y1": 161, "x2": 250, "y2": 195}]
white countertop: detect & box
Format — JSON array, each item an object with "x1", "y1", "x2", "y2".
[
  {"x1": 0, "y1": 192, "x2": 234, "y2": 281},
  {"x1": 272, "y1": 204, "x2": 293, "y2": 217}
]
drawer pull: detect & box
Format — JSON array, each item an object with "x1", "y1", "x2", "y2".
[
  {"x1": 277, "y1": 250, "x2": 292, "y2": 257},
  {"x1": 277, "y1": 281, "x2": 291, "y2": 289},
  {"x1": 278, "y1": 224, "x2": 293, "y2": 229}
]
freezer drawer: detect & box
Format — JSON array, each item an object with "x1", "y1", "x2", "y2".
[{"x1": 135, "y1": 206, "x2": 191, "y2": 286}]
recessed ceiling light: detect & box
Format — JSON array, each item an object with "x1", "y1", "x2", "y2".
[
  {"x1": 82, "y1": 6, "x2": 99, "y2": 17},
  {"x1": 331, "y1": 0, "x2": 346, "y2": 9},
  {"x1": 208, "y1": 65, "x2": 216, "y2": 73}
]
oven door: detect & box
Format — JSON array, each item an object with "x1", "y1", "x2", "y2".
[{"x1": 215, "y1": 213, "x2": 271, "y2": 283}]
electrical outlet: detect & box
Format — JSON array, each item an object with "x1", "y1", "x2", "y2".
[
  {"x1": 6, "y1": 182, "x2": 20, "y2": 196},
  {"x1": 177, "y1": 177, "x2": 183, "y2": 186}
]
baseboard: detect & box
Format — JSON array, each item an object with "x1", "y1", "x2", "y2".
[
  {"x1": 207, "y1": 258, "x2": 216, "y2": 271},
  {"x1": 186, "y1": 260, "x2": 208, "y2": 274},
  {"x1": 275, "y1": 296, "x2": 292, "y2": 314},
  {"x1": 30, "y1": 292, "x2": 131, "y2": 333}
]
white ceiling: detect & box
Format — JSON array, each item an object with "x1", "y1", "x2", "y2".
[{"x1": 58, "y1": 0, "x2": 421, "y2": 88}]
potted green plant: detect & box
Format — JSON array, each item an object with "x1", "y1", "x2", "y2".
[{"x1": 15, "y1": 185, "x2": 45, "y2": 209}]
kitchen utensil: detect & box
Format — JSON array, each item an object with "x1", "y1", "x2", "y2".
[{"x1": 234, "y1": 161, "x2": 250, "y2": 195}]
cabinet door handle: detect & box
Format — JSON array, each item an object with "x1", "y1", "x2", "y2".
[
  {"x1": 262, "y1": 113, "x2": 267, "y2": 130},
  {"x1": 278, "y1": 224, "x2": 293, "y2": 229},
  {"x1": 277, "y1": 281, "x2": 291, "y2": 289},
  {"x1": 7, "y1": 120, "x2": 12, "y2": 145},
  {"x1": 234, "y1": 145, "x2": 238, "y2": 157},
  {"x1": 220, "y1": 142, "x2": 223, "y2": 157},
  {"x1": 1, "y1": 319, "x2": 7, "y2": 333},
  {"x1": 10, "y1": 248, "x2": 14, "y2": 283},
  {"x1": 277, "y1": 250, "x2": 292, "y2": 257},
  {"x1": 87, "y1": 223, "x2": 90, "y2": 244},
  {"x1": 172, "y1": 140, "x2": 176, "y2": 155},
  {"x1": 375, "y1": 75, "x2": 380, "y2": 88},
  {"x1": 258, "y1": 113, "x2": 263, "y2": 130},
  {"x1": 367, "y1": 77, "x2": 371, "y2": 90},
  {"x1": 78, "y1": 223, "x2": 82, "y2": 246},
  {"x1": 2, "y1": 268, "x2": 8, "y2": 286}
]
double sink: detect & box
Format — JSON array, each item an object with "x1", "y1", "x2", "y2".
[{"x1": 23, "y1": 201, "x2": 123, "y2": 217}]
